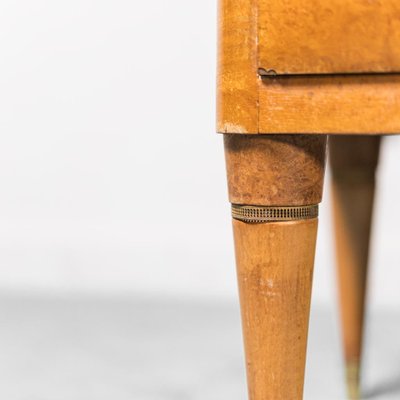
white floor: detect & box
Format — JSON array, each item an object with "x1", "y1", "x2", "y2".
[{"x1": 0, "y1": 295, "x2": 399, "y2": 400}]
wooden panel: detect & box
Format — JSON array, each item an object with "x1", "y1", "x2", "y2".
[
  {"x1": 258, "y1": 0, "x2": 400, "y2": 75},
  {"x1": 216, "y1": 0, "x2": 259, "y2": 133},
  {"x1": 258, "y1": 75, "x2": 400, "y2": 134},
  {"x1": 217, "y1": 0, "x2": 400, "y2": 135}
]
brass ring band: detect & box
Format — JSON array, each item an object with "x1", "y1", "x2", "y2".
[{"x1": 231, "y1": 204, "x2": 319, "y2": 223}]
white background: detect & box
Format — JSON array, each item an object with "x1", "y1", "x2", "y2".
[{"x1": 0, "y1": 0, "x2": 400, "y2": 310}]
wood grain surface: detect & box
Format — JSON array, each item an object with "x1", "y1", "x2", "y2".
[
  {"x1": 259, "y1": 0, "x2": 400, "y2": 75},
  {"x1": 224, "y1": 134, "x2": 327, "y2": 206},
  {"x1": 233, "y1": 218, "x2": 318, "y2": 400},
  {"x1": 217, "y1": 0, "x2": 258, "y2": 134},
  {"x1": 258, "y1": 75, "x2": 400, "y2": 134},
  {"x1": 217, "y1": 0, "x2": 400, "y2": 135}
]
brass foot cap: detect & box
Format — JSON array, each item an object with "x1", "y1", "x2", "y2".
[{"x1": 346, "y1": 361, "x2": 361, "y2": 400}]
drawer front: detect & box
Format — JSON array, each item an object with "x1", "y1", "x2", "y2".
[{"x1": 258, "y1": 0, "x2": 400, "y2": 75}]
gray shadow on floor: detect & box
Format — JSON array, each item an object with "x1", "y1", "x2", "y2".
[
  {"x1": 363, "y1": 375, "x2": 400, "y2": 399},
  {"x1": 0, "y1": 294, "x2": 398, "y2": 400},
  {"x1": 362, "y1": 310, "x2": 400, "y2": 400}
]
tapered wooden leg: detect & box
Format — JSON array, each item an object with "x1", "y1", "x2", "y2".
[
  {"x1": 329, "y1": 136, "x2": 381, "y2": 400},
  {"x1": 224, "y1": 134, "x2": 327, "y2": 400}
]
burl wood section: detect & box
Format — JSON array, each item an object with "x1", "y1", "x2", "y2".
[
  {"x1": 233, "y1": 218, "x2": 318, "y2": 400},
  {"x1": 224, "y1": 134, "x2": 326, "y2": 206},
  {"x1": 330, "y1": 136, "x2": 381, "y2": 399},
  {"x1": 217, "y1": 0, "x2": 400, "y2": 134}
]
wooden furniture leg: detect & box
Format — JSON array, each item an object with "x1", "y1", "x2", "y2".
[
  {"x1": 329, "y1": 136, "x2": 381, "y2": 399},
  {"x1": 224, "y1": 134, "x2": 327, "y2": 400}
]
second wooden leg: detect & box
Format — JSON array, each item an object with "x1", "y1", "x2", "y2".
[{"x1": 329, "y1": 135, "x2": 381, "y2": 399}]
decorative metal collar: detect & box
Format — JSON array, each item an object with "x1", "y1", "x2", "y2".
[{"x1": 231, "y1": 204, "x2": 318, "y2": 223}]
